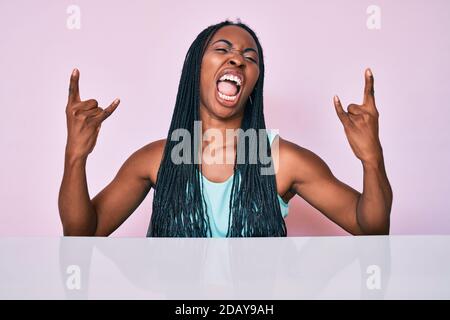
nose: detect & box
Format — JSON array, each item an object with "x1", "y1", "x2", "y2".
[{"x1": 228, "y1": 52, "x2": 245, "y2": 68}]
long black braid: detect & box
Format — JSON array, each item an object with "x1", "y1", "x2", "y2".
[{"x1": 147, "y1": 20, "x2": 287, "y2": 237}]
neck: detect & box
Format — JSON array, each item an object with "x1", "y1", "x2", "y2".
[
  {"x1": 198, "y1": 103, "x2": 244, "y2": 163},
  {"x1": 199, "y1": 103, "x2": 244, "y2": 133}
]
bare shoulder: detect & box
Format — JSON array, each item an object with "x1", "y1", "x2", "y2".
[
  {"x1": 124, "y1": 138, "x2": 166, "y2": 187},
  {"x1": 276, "y1": 136, "x2": 334, "y2": 187}
]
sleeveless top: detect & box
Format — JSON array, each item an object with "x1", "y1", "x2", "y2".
[{"x1": 200, "y1": 129, "x2": 289, "y2": 238}]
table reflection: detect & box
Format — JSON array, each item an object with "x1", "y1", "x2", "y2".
[{"x1": 57, "y1": 236, "x2": 391, "y2": 299}]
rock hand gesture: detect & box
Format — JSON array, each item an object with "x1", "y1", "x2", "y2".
[{"x1": 65, "y1": 69, "x2": 120, "y2": 160}]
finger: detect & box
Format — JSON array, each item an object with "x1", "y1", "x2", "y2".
[
  {"x1": 347, "y1": 103, "x2": 365, "y2": 115},
  {"x1": 348, "y1": 113, "x2": 364, "y2": 124},
  {"x1": 75, "y1": 99, "x2": 99, "y2": 111},
  {"x1": 101, "y1": 98, "x2": 120, "y2": 121},
  {"x1": 68, "y1": 68, "x2": 81, "y2": 104},
  {"x1": 90, "y1": 98, "x2": 120, "y2": 124},
  {"x1": 333, "y1": 95, "x2": 351, "y2": 126},
  {"x1": 363, "y1": 68, "x2": 375, "y2": 105},
  {"x1": 77, "y1": 107, "x2": 103, "y2": 119}
]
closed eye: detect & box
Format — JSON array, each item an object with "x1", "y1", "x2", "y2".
[{"x1": 215, "y1": 48, "x2": 257, "y2": 64}]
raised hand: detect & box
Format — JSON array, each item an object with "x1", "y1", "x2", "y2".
[
  {"x1": 65, "y1": 69, "x2": 120, "y2": 160},
  {"x1": 333, "y1": 68, "x2": 383, "y2": 164}
]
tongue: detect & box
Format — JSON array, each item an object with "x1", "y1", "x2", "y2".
[{"x1": 217, "y1": 80, "x2": 238, "y2": 96}]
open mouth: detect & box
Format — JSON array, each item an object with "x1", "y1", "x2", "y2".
[{"x1": 215, "y1": 73, "x2": 243, "y2": 107}]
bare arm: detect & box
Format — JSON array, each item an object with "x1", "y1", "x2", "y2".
[
  {"x1": 58, "y1": 69, "x2": 164, "y2": 236},
  {"x1": 280, "y1": 139, "x2": 365, "y2": 235},
  {"x1": 58, "y1": 143, "x2": 161, "y2": 236},
  {"x1": 281, "y1": 69, "x2": 392, "y2": 235},
  {"x1": 90, "y1": 141, "x2": 164, "y2": 236},
  {"x1": 332, "y1": 68, "x2": 392, "y2": 234},
  {"x1": 357, "y1": 156, "x2": 392, "y2": 234},
  {"x1": 58, "y1": 154, "x2": 97, "y2": 236},
  {"x1": 59, "y1": 68, "x2": 120, "y2": 236}
]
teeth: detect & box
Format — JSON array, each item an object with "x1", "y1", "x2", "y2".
[
  {"x1": 219, "y1": 73, "x2": 242, "y2": 86},
  {"x1": 218, "y1": 91, "x2": 237, "y2": 101}
]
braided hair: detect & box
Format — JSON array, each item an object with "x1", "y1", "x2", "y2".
[{"x1": 147, "y1": 20, "x2": 287, "y2": 237}]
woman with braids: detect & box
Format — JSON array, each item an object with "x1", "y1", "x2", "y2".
[{"x1": 58, "y1": 20, "x2": 393, "y2": 237}]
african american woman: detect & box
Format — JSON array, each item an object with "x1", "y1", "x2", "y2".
[{"x1": 58, "y1": 20, "x2": 393, "y2": 237}]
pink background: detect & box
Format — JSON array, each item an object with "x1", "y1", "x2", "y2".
[{"x1": 0, "y1": 0, "x2": 449, "y2": 236}]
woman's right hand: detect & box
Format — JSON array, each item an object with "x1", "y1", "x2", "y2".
[{"x1": 65, "y1": 69, "x2": 120, "y2": 160}]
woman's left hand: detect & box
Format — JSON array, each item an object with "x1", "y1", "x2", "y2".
[{"x1": 333, "y1": 68, "x2": 383, "y2": 164}]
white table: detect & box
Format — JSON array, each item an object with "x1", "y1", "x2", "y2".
[{"x1": 0, "y1": 235, "x2": 449, "y2": 299}]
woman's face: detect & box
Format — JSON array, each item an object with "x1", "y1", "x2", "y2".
[{"x1": 200, "y1": 25, "x2": 260, "y2": 120}]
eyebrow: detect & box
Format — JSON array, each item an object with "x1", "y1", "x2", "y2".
[{"x1": 211, "y1": 39, "x2": 258, "y2": 54}]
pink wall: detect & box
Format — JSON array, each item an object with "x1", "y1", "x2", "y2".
[{"x1": 0, "y1": 0, "x2": 449, "y2": 236}]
